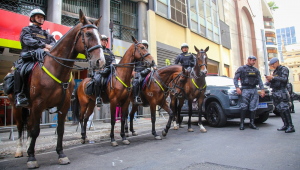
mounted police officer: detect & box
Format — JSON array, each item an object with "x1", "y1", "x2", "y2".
[
  {"x1": 174, "y1": 43, "x2": 195, "y2": 69},
  {"x1": 234, "y1": 56, "x2": 265, "y2": 130},
  {"x1": 94, "y1": 35, "x2": 116, "y2": 106},
  {"x1": 15, "y1": 9, "x2": 56, "y2": 107},
  {"x1": 286, "y1": 82, "x2": 295, "y2": 113},
  {"x1": 142, "y1": 40, "x2": 148, "y2": 49},
  {"x1": 266, "y1": 58, "x2": 295, "y2": 133}
]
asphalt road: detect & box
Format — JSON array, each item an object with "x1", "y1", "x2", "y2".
[{"x1": 1, "y1": 103, "x2": 300, "y2": 170}]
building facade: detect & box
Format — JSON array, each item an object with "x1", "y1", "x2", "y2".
[{"x1": 277, "y1": 26, "x2": 297, "y2": 62}]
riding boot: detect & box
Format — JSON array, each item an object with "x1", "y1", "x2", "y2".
[
  {"x1": 133, "y1": 83, "x2": 142, "y2": 105},
  {"x1": 277, "y1": 111, "x2": 288, "y2": 131},
  {"x1": 14, "y1": 70, "x2": 28, "y2": 107},
  {"x1": 249, "y1": 111, "x2": 259, "y2": 130},
  {"x1": 284, "y1": 110, "x2": 295, "y2": 133},
  {"x1": 240, "y1": 110, "x2": 246, "y2": 130}
]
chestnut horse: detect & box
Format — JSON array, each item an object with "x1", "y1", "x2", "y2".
[
  {"x1": 124, "y1": 65, "x2": 189, "y2": 140},
  {"x1": 73, "y1": 36, "x2": 155, "y2": 146},
  {"x1": 7, "y1": 10, "x2": 105, "y2": 168},
  {"x1": 170, "y1": 46, "x2": 209, "y2": 132}
]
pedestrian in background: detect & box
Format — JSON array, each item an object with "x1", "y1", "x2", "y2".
[
  {"x1": 266, "y1": 58, "x2": 295, "y2": 133},
  {"x1": 234, "y1": 56, "x2": 265, "y2": 130}
]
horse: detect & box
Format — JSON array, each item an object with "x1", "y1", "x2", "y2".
[
  {"x1": 73, "y1": 36, "x2": 155, "y2": 146},
  {"x1": 124, "y1": 65, "x2": 189, "y2": 140},
  {"x1": 170, "y1": 46, "x2": 209, "y2": 132},
  {"x1": 7, "y1": 10, "x2": 105, "y2": 168}
]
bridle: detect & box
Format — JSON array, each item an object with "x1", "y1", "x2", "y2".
[
  {"x1": 133, "y1": 42, "x2": 153, "y2": 67},
  {"x1": 169, "y1": 71, "x2": 190, "y2": 99},
  {"x1": 45, "y1": 24, "x2": 102, "y2": 70},
  {"x1": 192, "y1": 50, "x2": 207, "y2": 78}
]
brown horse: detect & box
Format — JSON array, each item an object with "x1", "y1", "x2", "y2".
[
  {"x1": 7, "y1": 10, "x2": 105, "y2": 168},
  {"x1": 124, "y1": 65, "x2": 189, "y2": 140},
  {"x1": 170, "y1": 46, "x2": 209, "y2": 132},
  {"x1": 73, "y1": 36, "x2": 155, "y2": 146}
]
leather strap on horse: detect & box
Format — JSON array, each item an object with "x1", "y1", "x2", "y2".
[
  {"x1": 42, "y1": 65, "x2": 72, "y2": 114},
  {"x1": 192, "y1": 79, "x2": 206, "y2": 101}
]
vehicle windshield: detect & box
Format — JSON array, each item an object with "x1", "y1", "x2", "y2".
[{"x1": 205, "y1": 76, "x2": 240, "y2": 86}]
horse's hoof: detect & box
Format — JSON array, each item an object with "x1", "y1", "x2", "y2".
[
  {"x1": 132, "y1": 132, "x2": 138, "y2": 136},
  {"x1": 111, "y1": 141, "x2": 118, "y2": 147},
  {"x1": 125, "y1": 133, "x2": 130, "y2": 137},
  {"x1": 162, "y1": 130, "x2": 167, "y2": 137},
  {"x1": 27, "y1": 161, "x2": 39, "y2": 169},
  {"x1": 174, "y1": 126, "x2": 178, "y2": 130},
  {"x1": 59, "y1": 157, "x2": 71, "y2": 165},
  {"x1": 122, "y1": 140, "x2": 130, "y2": 145},
  {"x1": 155, "y1": 136, "x2": 162, "y2": 140},
  {"x1": 81, "y1": 139, "x2": 86, "y2": 144},
  {"x1": 200, "y1": 128, "x2": 207, "y2": 133},
  {"x1": 179, "y1": 125, "x2": 184, "y2": 128},
  {"x1": 188, "y1": 128, "x2": 194, "y2": 132},
  {"x1": 15, "y1": 152, "x2": 23, "y2": 158}
]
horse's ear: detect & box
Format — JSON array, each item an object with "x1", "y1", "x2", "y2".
[
  {"x1": 205, "y1": 46, "x2": 209, "y2": 52},
  {"x1": 94, "y1": 16, "x2": 102, "y2": 27},
  {"x1": 79, "y1": 9, "x2": 88, "y2": 25},
  {"x1": 194, "y1": 46, "x2": 199, "y2": 53},
  {"x1": 131, "y1": 36, "x2": 138, "y2": 44}
]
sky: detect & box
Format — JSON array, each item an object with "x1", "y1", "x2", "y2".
[{"x1": 268, "y1": 0, "x2": 300, "y2": 43}]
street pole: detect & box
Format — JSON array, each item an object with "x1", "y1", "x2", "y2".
[{"x1": 109, "y1": 20, "x2": 114, "y2": 51}]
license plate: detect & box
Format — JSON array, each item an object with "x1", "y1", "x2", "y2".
[{"x1": 258, "y1": 103, "x2": 268, "y2": 108}]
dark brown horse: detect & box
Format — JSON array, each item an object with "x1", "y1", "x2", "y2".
[
  {"x1": 73, "y1": 37, "x2": 155, "y2": 146},
  {"x1": 170, "y1": 46, "x2": 209, "y2": 132},
  {"x1": 124, "y1": 65, "x2": 189, "y2": 140},
  {"x1": 7, "y1": 10, "x2": 105, "y2": 168}
]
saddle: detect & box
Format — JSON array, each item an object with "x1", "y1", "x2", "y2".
[{"x1": 84, "y1": 74, "x2": 111, "y2": 96}]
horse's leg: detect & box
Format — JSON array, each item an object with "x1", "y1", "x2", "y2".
[
  {"x1": 56, "y1": 108, "x2": 71, "y2": 165},
  {"x1": 162, "y1": 101, "x2": 173, "y2": 137},
  {"x1": 26, "y1": 107, "x2": 42, "y2": 169},
  {"x1": 150, "y1": 104, "x2": 161, "y2": 140},
  {"x1": 170, "y1": 97, "x2": 178, "y2": 130},
  {"x1": 198, "y1": 93, "x2": 207, "y2": 133},
  {"x1": 79, "y1": 101, "x2": 89, "y2": 144},
  {"x1": 178, "y1": 99, "x2": 184, "y2": 128},
  {"x1": 125, "y1": 116, "x2": 129, "y2": 137},
  {"x1": 187, "y1": 99, "x2": 194, "y2": 132},
  {"x1": 14, "y1": 107, "x2": 24, "y2": 158},
  {"x1": 120, "y1": 101, "x2": 130, "y2": 145},
  {"x1": 81, "y1": 100, "x2": 95, "y2": 144},
  {"x1": 129, "y1": 105, "x2": 138, "y2": 136},
  {"x1": 110, "y1": 102, "x2": 118, "y2": 146}
]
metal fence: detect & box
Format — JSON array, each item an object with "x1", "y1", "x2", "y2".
[{"x1": 0, "y1": 0, "x2": 47, "y2": 16}]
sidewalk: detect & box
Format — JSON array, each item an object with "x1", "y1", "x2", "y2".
[{"x1": 0, "y1": 116, "x2": 169, "y2": 157}]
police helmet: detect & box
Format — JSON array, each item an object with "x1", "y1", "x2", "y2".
[
  {"x1": 142, "y1": 40, "x2": 149, "y2": 46},
  {"x1": 29, "y1": 9, "x2": 45, "y2": 22},
  {"x1": 181, "y1": 43, "x2": 189, "y2": 49},
  {"x1": 101, "y1": 35, "x2": 108, "y2": 41}
]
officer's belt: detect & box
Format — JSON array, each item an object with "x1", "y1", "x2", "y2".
[{"x1": 241, "y1": 85, "x2": 256, "y2": 89}]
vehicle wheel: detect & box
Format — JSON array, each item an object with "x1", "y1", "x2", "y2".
[
  {"x1": 255, "y1": 112, "x2": 269, "y2": 124},
  {"x1": 273, "y1": 109, "x2": 280, "y2": 116},
  {"x1": 206, "y1": 102, "x2": 227, "y2": 127}
]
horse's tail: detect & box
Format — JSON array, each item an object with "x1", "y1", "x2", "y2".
[{"x1": 72, "y1": 88, "x2": 81, "y2": 123}]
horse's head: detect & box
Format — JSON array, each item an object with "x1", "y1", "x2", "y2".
[
  {"x1": 194, "y1": 46, "x2": 209, "y2": 76},
  {"x1": 74, "y1": 10, "x2": 105, "y2": 70},
  {"x1": 131, "y1": 36, "x2": 156, "y2": 67},
  {"x1": 170, "y1": 66, "x2": 190, "y2": 98}
]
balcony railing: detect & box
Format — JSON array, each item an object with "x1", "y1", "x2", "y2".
[{"x1": 264, "y1": 21, "x2": 275, "y2": 29}]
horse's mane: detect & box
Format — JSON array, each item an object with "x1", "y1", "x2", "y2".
[{"x1": 50, "y1": 24, "x2": 78, "y2": 52}]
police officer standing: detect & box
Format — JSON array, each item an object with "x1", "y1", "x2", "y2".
[
  {"x1": 266, "y1": 58, "x2": 295, "y2": 133},
  {"x1": 174, "y1": 43, "x2": 195, "y2": 69},
  {"x1": 286, "y1": 82, "x2": 295, "y2": 113},
  {"x1": 15, "y1": 9, "x2": 56, "y2": 107},
  {"x1": 234, "y1": 56, "x2": 265, "y2": 130},
  {"x1": 94, "y1": 35, "x2": 116, "y2": 106}
]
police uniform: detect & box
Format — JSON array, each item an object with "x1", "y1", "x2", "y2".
[
  {"x1": 286, "y1": 83, "x2": 295, "y2": 113},
  {"x1": 174, "y1": 52, "x2": 196, "y2": 69},
  {"x1": 15, "y1": 10, "x2": 56, "y2": 107},
  {"x1": 234, "y1": 56, "x2": 264, "y2": 130},
  {"x1": 267, "y1": 58, "x2": 295, "y2": 133}
]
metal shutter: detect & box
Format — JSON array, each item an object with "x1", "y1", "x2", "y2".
[{"x1": 157, "y1": 47, "x2": 180, "y2": 69}]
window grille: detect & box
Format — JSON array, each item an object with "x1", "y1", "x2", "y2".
[
  {"x1": 157, "y1": 0, "x2": 168, "y2": 17},
  {"x1": 170, "y1": 0, "x2": 187, "y2": 27},
  {"x1": 0, "y1": 0, "x2": 47, "y2": 16}
]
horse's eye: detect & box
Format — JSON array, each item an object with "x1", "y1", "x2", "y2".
[
  {"x1": 86, "y1": 32, "x2": 92, "y2": 37},
  {"x1": 141, "y1": 47, "x2": 144, "y2": 50}
]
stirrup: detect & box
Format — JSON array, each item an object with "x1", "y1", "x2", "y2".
[
  {"x1": 96, "y1": 97, "x2": 103, "y2": 107},
  {"x1": 15, "y1": 93, "x2": 29, "y2": 108},
  {"x1": 134, "y1": 97, "x2": 142, "y2": 105}
]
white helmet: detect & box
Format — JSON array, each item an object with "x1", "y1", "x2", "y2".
[
  {"x1": 181, "y1": 43, "x2": 189, "y2": 49},
  {"x1": 142, "y1": 40, "x2": 148, "y2": 46},
  {"x1": 29, "y1": 9, "x2": 45, "y2": 21},
  {"x1": 101, "y1": 35, "x2": 108, "y2": 41}
]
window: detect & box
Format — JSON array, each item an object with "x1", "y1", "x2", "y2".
[
  {"x1": 170, "y1": 0, "x2": 187, "y2": 26},
  {"x1": 190, "y1": 0, "x2": 198, "y2": 32},
  {"x1": 157, "y1": 0, "x2": 168, "y2": 17}
]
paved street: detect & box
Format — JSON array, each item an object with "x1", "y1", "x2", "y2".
[{"x1": 0, "y1": 102, "x2": 300, "y2": 170}]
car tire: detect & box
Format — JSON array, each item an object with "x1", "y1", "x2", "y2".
[
  {"x1": 255, "y1": 112, "x2": 269, "y2": 124},
  {"x1": 206, "y1": 102, "x2": 227, "y2": 127}
]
